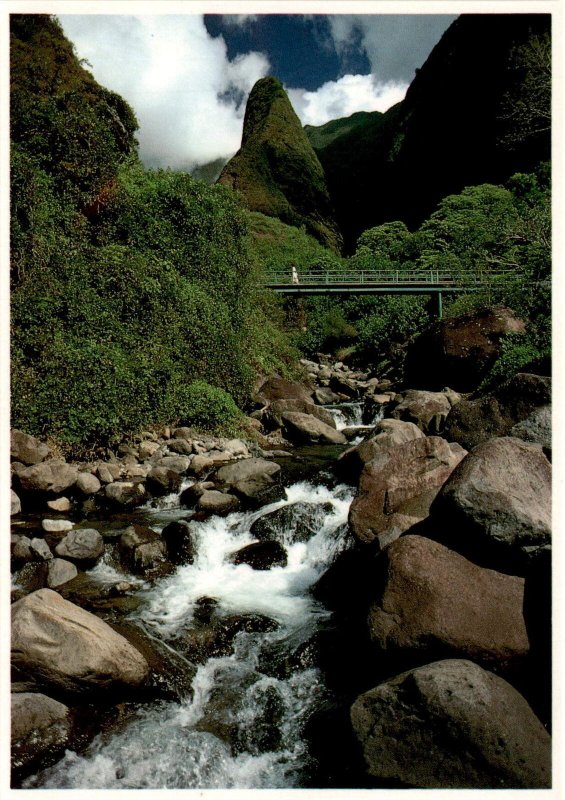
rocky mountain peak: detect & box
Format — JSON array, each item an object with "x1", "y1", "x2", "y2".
[{"x1": 218, "y1": 76, "x2": 343, "y2": 253}]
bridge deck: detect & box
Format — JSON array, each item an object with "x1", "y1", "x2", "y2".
[{"x1": 263, "y1": 270, "x2": 514, "y2": 296}]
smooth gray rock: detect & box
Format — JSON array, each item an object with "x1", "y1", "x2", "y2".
[
  {"x1": 41, "y1": 519, "x2": 73, "y2": 533},
  {"x1": 11, "y1": 589, "x2": 149, "y2": 694},
  {"x1": 11, "y1": 489, "x2": 22, "y2": 515},
  {"x1": 281, "y1": 412, "x2": 347, "y2": 445},
  {"x1": 17, "y1": 462, "x2": 79, "y2": 495},
  {"x1": 46, "y1": 558, "x2": 78, "y2": 588},
  {"x1": 104, "y1": 481, "x2": 146, "y2": 508},
  {"x1": 29, "y1": 538, "x2": 53, "y2": 562},
  {"x1": 11, "y1": 692, "x2": 72, "y2": 773},
  {"x1": 75, "y1": 472, "x2": 102, "y2": 496},
  {"x1": 351, "y1": 659, "x2": 551, "y2": 788},
  {"x1": 195, "y1": 490, "x2": 240, "y2": 516},
  {"x1": 430, "y1": 436, "x2": 551, "y2": 573},
  {"x1": 54, "y1": 529, "x2": 105, "y2": 565},
  {"x1": 216, "y1": 458, "x2": 281, "y2": 486}
]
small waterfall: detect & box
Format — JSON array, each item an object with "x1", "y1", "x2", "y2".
[
  {"x1": 25, "y1": 479, "x2": 355, "y2": 790},
  {"x1": 327, "y1": 402, "x2": 364, "y2": 430}
]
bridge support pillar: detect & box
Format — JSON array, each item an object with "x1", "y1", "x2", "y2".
[{"x1": 436, "y1": 291, "x2": 443, "y2": 319}]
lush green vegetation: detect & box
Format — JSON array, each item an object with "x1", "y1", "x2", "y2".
[
  {"x1": 10, "y1": 16, "x2": 550, "y2": 452},
  {"x1": 292, "y1": 169, "x2": 550, "y2": 377},
  {"x1": 10, "y1": 16, "x2": 295, "y2": 451}
]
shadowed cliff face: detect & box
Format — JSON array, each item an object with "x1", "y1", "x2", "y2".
[
  {"x1": 217, "y1": 77, "x2": 343, "y2": 254},
  {"x1": 308, "y1": 14, "x2": 551, "y2": 252}
]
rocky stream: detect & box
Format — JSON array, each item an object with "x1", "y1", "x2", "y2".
[{"x1": 10, "y1": 337, "x2": 553, "y2": 789}]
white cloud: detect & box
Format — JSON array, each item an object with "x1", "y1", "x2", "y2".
[
  {"x1": 287, "y1": 74, "x2": 407, "y2": 127},
  {"x1": 328, "y1": 15, "x2": 456, "y2": 82},
  {"x1": 59, "y1": 14, "x2": 270, "y2": 171}
]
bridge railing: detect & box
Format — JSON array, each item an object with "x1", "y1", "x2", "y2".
[{"x1": 264, "y1": 269, "x2": 516, "y2": 286}]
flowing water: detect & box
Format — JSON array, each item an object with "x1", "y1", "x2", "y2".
[{"x1": 24, "y1": 469, "x2": 356, "y2": 789}]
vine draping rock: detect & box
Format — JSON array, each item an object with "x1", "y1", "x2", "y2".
[
  {"x1": 403, "y1": 307, "x2": 526, "y2": 392},
  {"x1": 351, "y1": 659, "x2": 551, "y2": 788},
  {"x1": 11, "y1": 589, "x2": 149, "y2": 694}
]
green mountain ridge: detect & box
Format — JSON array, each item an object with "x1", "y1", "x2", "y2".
[
  {"x1": 217, "y1": 76, "x2": 343, "y2": 254},
  {"x1": 306, "y1": 13, "x2": 550, "y2": 251}
]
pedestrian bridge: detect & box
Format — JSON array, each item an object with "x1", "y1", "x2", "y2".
[{"x1": 264, "y1": 270, "x2": 515, "y2": 317}]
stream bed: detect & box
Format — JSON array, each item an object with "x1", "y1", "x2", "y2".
[{"x1": 22, "y1": 431, "x2": 362, "y2": 790}]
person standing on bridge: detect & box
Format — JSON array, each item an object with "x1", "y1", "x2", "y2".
[{"x1": 291, "y1": 265, "x2": 299, "y2": 284}]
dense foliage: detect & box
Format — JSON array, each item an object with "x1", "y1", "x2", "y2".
[
  {"x1": 294, "y1": 169, "x2": 550, "y2": 376},
  {"x1": 10, "y1": 16, "x2": 294, "y2": 449}
]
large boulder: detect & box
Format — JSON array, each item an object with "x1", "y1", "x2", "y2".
[
  {"x1": 404, "y1": 306, "x2": 526, "y2": 392},
  {"x1": 335, "y1": 419, "x2": 425, "y2": 483},
  {"x1": 444, "y1": 373, "x2": 551, "y2": 451},
  {"x1": 430, "y1": 436, "x2": 551, "y2": 573},
  {"x1": 16, "y1": 462, "x2": 79, "y2": 496},
  {"x1": 103, "y1": 480, "x2": 146, "y2": 508},
  {"x1": 281, "y1": 412, "x2": 347, "y2": 445},
  {"x1": 11, "y1": 589, "x2": 149, "y2": 694},
  {"x1": 389, "y1": 389, "x2": 454, "y2": 434},
  {"x1": 11, "y1": 692, "x2": 73, "y2": 774},
  {"x1": 349, "y1": 436, "x2": 467, "y2": 549},
  {"x1": 351, "y1": 659, "x2": 551, "y2": 788},
  {"x1": 215, "y1": 458, "x2": 284, "y2": 508},
  {"x1": 118, "y1": 525, "x2": 167, "y2": 575},
  {"x1": 11, "y1": 430, "x2": 51, "y2": 465},
  {"x1": 54, "y1": 529, "x2": 105, "y2": 566},
  {"x1": 255, "y1": 376, "x2": 313, "y2": 404},
  {"x1": 263, "y1": 398, "x2": 336, "y2": 431},
  {"x1": 367, "y1": 535, "x2": 528, "y2": 671},
  {"x1": 231, "y1": 541, "x2": 288, "y2": 570},
  {"x1": 195, "y1": 490, "x2": 241, "y2": 516}
]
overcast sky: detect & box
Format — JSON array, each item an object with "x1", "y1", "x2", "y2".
[{"x1": 59, "y1": 14, "x2": 455, "y2": 172}]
